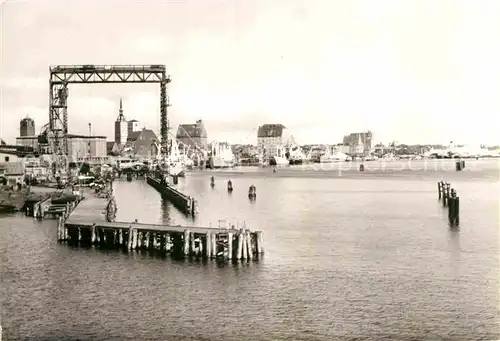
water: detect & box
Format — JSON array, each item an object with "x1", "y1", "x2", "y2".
[{"x1": 1, "y1": 159, "x2": 499, "y2": 340}]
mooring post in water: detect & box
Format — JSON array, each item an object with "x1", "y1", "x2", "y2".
[
  {"x1": 437, "y1": 182, "x2": 442, "y2": 200},
  {"x1": 448, "y1": 191, "x2": 455, "y2": 223},
  {"x1": 454, "y1": 197, "x2": 460, "y2": 225}
]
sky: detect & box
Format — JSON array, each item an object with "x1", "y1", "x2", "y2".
[{"x1": 1, "y1": 0, "x2": 499, "y2": 146}]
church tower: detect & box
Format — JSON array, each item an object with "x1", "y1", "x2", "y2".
[{"x1": 114, "y1": 98, "x2": 128, "y2": 146}]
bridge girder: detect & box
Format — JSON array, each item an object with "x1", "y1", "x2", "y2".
[{"x1": 48, "y1": 64, "x2": 171, "y2": 161}]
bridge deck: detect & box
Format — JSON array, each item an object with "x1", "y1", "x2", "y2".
[{"x1": 66, "y1": 190, "x2": 237, "y2": 234}]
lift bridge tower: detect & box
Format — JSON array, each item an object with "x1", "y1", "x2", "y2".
[{"x1": 46, "y1": 64, "x2": 171, "y2": 174}]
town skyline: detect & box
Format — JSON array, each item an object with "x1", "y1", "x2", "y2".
[{"x1": 1, "y1": 1, "x2": 499, "y2": 146}]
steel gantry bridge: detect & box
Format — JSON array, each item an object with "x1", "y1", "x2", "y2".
[{"x1": 48, "y1": 64, "x2": 171, "y2": 159}]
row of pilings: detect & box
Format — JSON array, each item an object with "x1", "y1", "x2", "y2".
[
  {"x1": 57, "y1": 220, "x2": 264, "y2": 261},
  {"x1": 437, "y1": 181, "x2": 460, "y2": 226}
]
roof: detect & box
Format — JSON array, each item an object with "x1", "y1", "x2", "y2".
[
  {"x1": 126, "y1": 129, "x2": 158, "y2": 142},
  {"x1": 129, "y1": 119, "x2": 138, "y2": 122},
  {"x1": 257, "y1": 124, "x2": 286, "y2": 138},
  {"x1": 16, "y1": 136, "x2": 38, "y2": 139},
  {"x1": 176, "y1": 121, "x2": 207, "y2": 139},
  {"x1": 343, "y1": 132, "x2": 373, "y2": 145},
  {"x1": 0, "y1": 150, "x2": 20, "y2": 156},
  {"x1": 0, "y1": 139, "x2": 6, "y2": 145},
  {"x1": 67, "y1": 134, "x2": 107, "y2": 139}
]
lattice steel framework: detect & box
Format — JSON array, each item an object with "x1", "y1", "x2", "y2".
[{"x1": 49, "y1": 64, "x2": 171, "y2": 157}]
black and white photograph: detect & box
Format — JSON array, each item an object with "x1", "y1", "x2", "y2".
[{"x1": 0, "y1": 0, "x2": 499, "y2": 340}]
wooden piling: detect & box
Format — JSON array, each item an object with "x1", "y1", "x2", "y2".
[
  {"x1": 437, "y1": 182, "x2": 442, "y2": 200},
  {"x1": 190, "y1": 232, "x2": 195, "y2": 255},
  {"x1": 91, "y1": 223, "x2": 96, "y2": 244},
  {"x1": 246, "y1": 231, "x2": 253, "y2": 260},
  {"x1": 205, "y1": 232, "x2": 211, "y2": 258},
  {"x1": 454, "y1": 197, "x2": 460, "y2": 225},
  {"x1": 211, "y1": 233, "x2": 217, "y2": 258},
  {"x1": 256, "y1": 231, "x2": 264, "y2": 254},
  {"x1": 242, "y1": 231, "x2": 248, "y2": 260},
  {"x1": 227, "y1": 232, "x2": 233, "y2": 260},
  {"x1": 237, "y1": 232, "x2": 243, "y2": 260},
  {"x1": 448, "y1": 196, "x2": 455, "y2": 222},
  {"x1": 127, "y1": 225, "x2": 134, "y2": 250},
  {"x1": 183, "y1": 229, "x2": 190, "y2": 256},
  {"x1": 57, "y1": 216, "x2": 63, "y2": 241}
]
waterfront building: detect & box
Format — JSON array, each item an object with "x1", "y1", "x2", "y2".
[
  {"x1": 114, "y1": 98, "x2": 128, "y2": 147},
  {"x1": 20, "y1": 116, "x2": 36, "y2": 137},
  {"x1": 342, "y1": 131, "x2": 373, "y2": 157},
  {"x1": 124, "y1": 128, "x2": 159, "y2": 159},
  {"x1": 176, "y1": 119, "x2": 208, "y2": 152},
  {"x1": 0, "y1": 150, "x2": 20, "y2": 163},
  {"x1": 257, "y1": 124, "x2": 290, "y2": 162},
  {"x1": 67, "y1": 134, "x2": 107, "y2": 163},
  {"x1": 16, "y1": 136, "x2": 39, "y2": 151},
  {"x1": 0, "y1": 162, "x2": 24, "y2": 185}
]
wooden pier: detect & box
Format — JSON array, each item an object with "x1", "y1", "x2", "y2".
[
  {"x1": 146, "y1": 175, "x2": 198, "y2": 216},
  {"x1": 59, "y1": 191, "x2": 263, "y2": 261}
]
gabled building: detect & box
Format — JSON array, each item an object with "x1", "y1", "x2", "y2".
[
  {"x1": 106, "y1": 142, "x2": 122, "y2": 156},
  {"x1": 124, "y1": 128, "x2": 159, "y2": 159},
  {"x1": 257, "y1": 123, "x2": 289, "y2": 161},
  {"x1": 176, "y1": 119, "x2": 208, "y2": 151},
  {"x1": 342, "y1": 131, "x2": 373, "y2": 157}
]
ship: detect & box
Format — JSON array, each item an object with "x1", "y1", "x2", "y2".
[
  {"x1": 286, "y1": 135, "x2": 306, "y2": 165},
  {"x1": 320, "y1": 147, "x2": 351, "y2": 163},
  {"x1": 269, "y1": 145, "x2": 288, "y2": 166},
  {"x1": 208, "y1": 141, "x2": 235, "y2": 169}
]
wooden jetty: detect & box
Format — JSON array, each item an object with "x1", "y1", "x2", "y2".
[
  {"x1": 146, "y1": 175, "x2": 197, "y2": 216},
  {"x1": 59, "y1": 191, "x2": 263, "y2": 261}
]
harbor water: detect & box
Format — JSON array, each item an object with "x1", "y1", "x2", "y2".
[{"x1": 1, "y1": 159, "x2": 499, "y2": 340}]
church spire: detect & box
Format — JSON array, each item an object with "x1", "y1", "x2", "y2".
[{"x1": 116, "y1": 97, "x2": 126, "y2": 122}]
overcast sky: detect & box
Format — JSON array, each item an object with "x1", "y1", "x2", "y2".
[{"x1": 1, "y1": 0, "x2": 499, "y2": 145}]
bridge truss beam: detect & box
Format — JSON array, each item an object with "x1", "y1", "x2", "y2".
[{"x1": 48, "y1": 64, "x2": 171, "y2": 160}]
